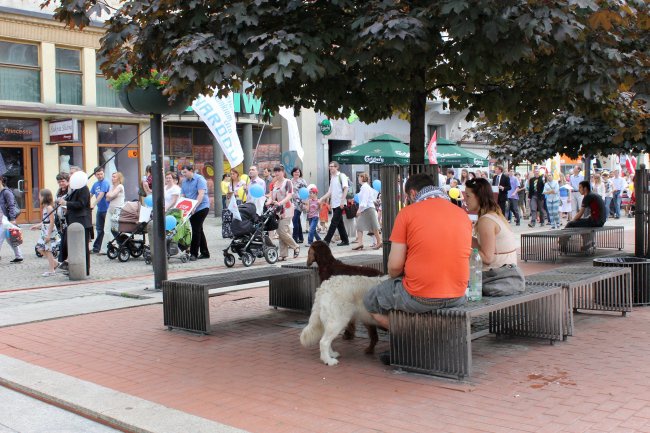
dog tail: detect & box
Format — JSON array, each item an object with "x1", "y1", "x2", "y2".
[{"x1": 300, "y1": 293, "x2": 324, "y2": 347}]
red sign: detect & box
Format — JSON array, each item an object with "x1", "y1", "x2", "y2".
[{"x1": 174, "y1": 198, "x2": 197, "y2": 220}]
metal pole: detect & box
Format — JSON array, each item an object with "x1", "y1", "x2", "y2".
[
  {"x1": 212, "y1": 137, "x2": 224, "y2": 217},
  {"x1": 584, "y1": 155, "x2": 591, "y2": 181},
  {"x1": 635, "y1": 165, "x2": 646, "y2": 258},
  {"x1": 151, "y1": 113, "x2": 167, "y2": 290}
]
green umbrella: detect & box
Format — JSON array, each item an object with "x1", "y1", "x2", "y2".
[
  {"x1": 435, "y1": 144, "x2": 488, "y2": 167},
  {"x1": 332, "y1": 134, "x2": 410, "y2": 165}
]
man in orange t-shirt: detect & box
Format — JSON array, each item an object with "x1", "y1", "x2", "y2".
[{"x1": 364, "y1": 173, "x2": 472, "y2": 331}]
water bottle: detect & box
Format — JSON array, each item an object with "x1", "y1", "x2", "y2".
[{"x1": 468, "y1": 248, "x2": 483, "y2": 301}]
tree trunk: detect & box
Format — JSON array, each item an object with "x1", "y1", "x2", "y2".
[{"x1": 409, "y1": 90, "x2": 426, "y2": 164}]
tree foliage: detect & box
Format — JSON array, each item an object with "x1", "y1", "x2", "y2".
[{"x1": 44, "y1": 0, "x2": 648, "y2": 162}]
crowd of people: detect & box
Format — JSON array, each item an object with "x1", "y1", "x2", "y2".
[{"x1": 438, "y1": 164, "x2": 636, "y2": 230}]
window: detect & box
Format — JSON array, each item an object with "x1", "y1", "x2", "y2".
[
  {"x1": 95, "y1": 57, "x2": 120, "y2": 108},
  {"x1": 56, "y1": 48, "x2": 82, "y2": 105},
  {"x1": 97, "y1": 123, "x2": 140, "y2": 201},
  {"x1": 57, "y1": 121, "x2": 84, "y2": 173},
  {"x1": 0, "y1": 41, "x2": 40, "y2": 102}
]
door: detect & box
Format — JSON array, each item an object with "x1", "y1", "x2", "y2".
[{"x1": 0, "y1": 146, "x2": 40, "y2": 223}]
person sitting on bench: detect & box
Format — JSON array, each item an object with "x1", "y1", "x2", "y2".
[{"x1": 561, "y1": 180, "x2": 606, "y2": 253}]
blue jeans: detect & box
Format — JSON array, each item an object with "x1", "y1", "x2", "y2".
[
  {"x1": 292, "y1": 208, "x2": 303, "y2": 242},
  {"x1": 307, "y1": 217, "x2": 321, "y2": 244},
  {"x1": 613, "y1": 191, "x2": 621, "y2": 218},
  {"x1": 604, "y1": 196, "x2": 612, "y2": 220},
  {"x1": 92, "y1": 210, "x2": 107, "y2": 252}
]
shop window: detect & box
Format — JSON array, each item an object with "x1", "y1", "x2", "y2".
[
  {"x1": 95, "y1": 57, "x2": 121, "y2": 108},
  {"x1": 56, "y1": 121, "x2": 84, "y2": 173},
  {"x1": 97, "y1": 123, "x2": 140, "y2": 201},
  {"x1": 0, "y1": 41, "x2": 40, "y2": 102},
  {"x1": 56, "y1": 48, "x2": 82, "y2": 105}
]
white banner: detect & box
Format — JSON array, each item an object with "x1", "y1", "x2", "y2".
[
  {"x1": 192, "y1": 94, "x2": 244, "y2": 167},
  {"x1": 279, "y1": 106, "x2": 304, "y2": 161}
]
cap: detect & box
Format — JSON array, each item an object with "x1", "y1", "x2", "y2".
[{"x1": 309, "y1": 186, "x2": 318, "y2": 193}]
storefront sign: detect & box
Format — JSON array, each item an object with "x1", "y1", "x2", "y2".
[
  {"x1": 49, "y1": 119, "x2": 78, "y2": 143},
  {"x1": 0, "y1": 118, "x2": 40, "y2": 142}
]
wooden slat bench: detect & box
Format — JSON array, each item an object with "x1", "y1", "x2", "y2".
[
  {"x1": 525, "y1": 266, "x2": 632, "y2": 337},
  {"x1": 521, "y1": 226, "x2": 624, "y2": 262},
  {"x1": 388, "y1": 284, "x2": 564, "y2": 380},
  {"x1": 274, "y1": 254, "x2": 384, "y2": 312},
  {"x1": 162, "y1": 267, "x2": 313, "y2": 334}
]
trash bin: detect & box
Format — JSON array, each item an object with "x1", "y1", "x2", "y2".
[{"x1": 594, "y1": 257, "x2": 650, "y2": 306}]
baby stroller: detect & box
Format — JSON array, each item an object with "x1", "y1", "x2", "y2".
[
  {"x1": 143, "y1": 208, "x2": 192, "y2": 264},
  {"x1": 223, "y1": 203, "x2": 279, "y2": 267},
  {"x1": 107, "y1": 201, "x2": 149, "y2": 262}
]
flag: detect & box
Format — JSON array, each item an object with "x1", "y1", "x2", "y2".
[
  {"x1": 278, "y1": 107, "x2": 304, "y2": 161},
  {"x1": 427, "y1": 130, "x2": 438, "y2": 164},
  {"x1": 192, "y1": 93, "x2": 244, "y2": 167},
  {"x1": 227, "y1": 195, "x2": 241, "y2": 221},
  {"x1": 626, "y1": 156, "x2": 637, "y2": 174}
]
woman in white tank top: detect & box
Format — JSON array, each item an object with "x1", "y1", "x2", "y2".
[{"x1": 465, "y1": 178, "x2": 524, "y2": 296}]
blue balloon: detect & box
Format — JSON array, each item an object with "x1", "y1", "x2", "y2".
[
  {"x1": 298, "y1": 187, "x2": 309, "y2": 201},
  {"x1": 165, "y1": 215, "x2": 177, "y2": 231},
  {"x1": 249, "y1": 184, "x2": 265, "y2": 199},
  {"x1": 372, "y1": 179, "x2": 381, "y2": 192},
  {"x1": 144, "y1": 195, "x2": 153, "y2": 207},
  {"x1": 353, "y1": 194, "x2": 360, "y2": 204}
]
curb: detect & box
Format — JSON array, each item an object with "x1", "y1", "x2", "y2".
[{"x1": 0, "y1": 355, "x2": 248, "y2": 433}]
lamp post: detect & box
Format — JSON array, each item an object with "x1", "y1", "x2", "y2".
[{"x1": 150, "y1": 113, "x2": 167, "y2": 290}]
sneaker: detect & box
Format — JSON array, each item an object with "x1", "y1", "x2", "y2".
[
  {"x1": 189, "y1": 255, "x2": 198, "y2": 261},
  {"x1": 10, "y1": 258, "x2": 23, "y2": 263},
  {"x1": 57, "y1": 261, "x2": 68, "y2": 270},
  {"x1": 42, "y1": 271, "x2": 56, "y2": 277},
  {"x1": 198, "y1": 254, "x2": 210, "y2": 259},
  {"x1": 528, "y1": 223, "x2": 535, "y2": 228}
]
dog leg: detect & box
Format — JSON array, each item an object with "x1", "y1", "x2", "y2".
[
  {"x1": 319, "y1": 323, "x2": 346, "y2": 366},
  {"x1": 364, "y1": 325, "x2": 378, "y2": 354},
  {"x1": 342, "y1": 320, "x2": 356, "y2": 340}
]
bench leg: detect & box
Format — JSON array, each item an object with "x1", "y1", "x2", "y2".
[
  {"x1": 389, "y1": 310, "x2": 471, "y2": 379},
  {"x1": 163, "y1": 282, "x2": 211, "y2": 334},
  {"x1": 489, "y1": 292, "x2": 563, "y2": 343}
]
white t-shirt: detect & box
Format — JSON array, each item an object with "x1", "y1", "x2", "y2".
[
  {"x1": 164, "y1": 184, "x2": 181, "y2": 209},
  {"x1": 329, "y1": 172, "x2": 348, "y2": 208}
]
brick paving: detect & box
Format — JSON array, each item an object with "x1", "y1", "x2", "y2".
[{"x1": 1, "y1": 279, "x2": 650, "y2": 432}]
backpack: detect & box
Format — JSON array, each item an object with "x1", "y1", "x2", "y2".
[
  {"x1": 344, "y1": 202, "x2": 358, "y2": 219},
  {"x1": 1, "y1": 188, "x2": 21, "y2": 220}
]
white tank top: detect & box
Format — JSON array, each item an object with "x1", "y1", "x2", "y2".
[{"x1": 476, "y1": 213, "x2": 518, "y2": 271}]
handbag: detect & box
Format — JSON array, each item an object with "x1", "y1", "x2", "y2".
[{"x1": 482, "y1": 264, "x2": 525, "y2": 296}]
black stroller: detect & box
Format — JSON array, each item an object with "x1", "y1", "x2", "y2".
[
  {"x1": 107, "y1": 201, "x2": 148, "y2": 262},
  {"x1": 223, "y1": 203, "x2": 279, "y2": 267}
]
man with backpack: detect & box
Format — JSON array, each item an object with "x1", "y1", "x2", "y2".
[
  {"x1": 319, "y1": 161, "x2": 350, "y2": 246},
  {"x1": 0, "y1": 175, "x2": 24, "y2": 263}
]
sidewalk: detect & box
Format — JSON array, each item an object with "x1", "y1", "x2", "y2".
[{"x1": 1, "y1": 217, "x2": 648, "y2": 432}]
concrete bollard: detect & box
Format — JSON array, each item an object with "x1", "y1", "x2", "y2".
[{"x1": 67, "y1": 222, "x2": 87, "y2": 281}]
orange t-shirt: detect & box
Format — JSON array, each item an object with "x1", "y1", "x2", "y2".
[{"x1": 390, "y1": 198, "x2": 472, "y2": 298}]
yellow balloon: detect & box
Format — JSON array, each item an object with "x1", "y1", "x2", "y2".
[{"x1": 449, "y1": 187, "x2": 461, "y2": 200}]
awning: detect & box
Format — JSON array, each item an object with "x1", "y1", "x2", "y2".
[
  {"x1": 435, "y1": 144, "x2": 488, "y2": 167},
  {"x1": 332, "y1": 134, "x2": 410, "y2": 165}
]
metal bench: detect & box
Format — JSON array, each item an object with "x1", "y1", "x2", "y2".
[
  {"x1": 274, "y1": 254, "x2": 384, "y2": 312},
  {"x1": 388, "y1": 284, "x2": 564, "y2": 380},
  {"x1": 162, "y1": 267, "x2": 313, "y2": 334},
  {"x1": 525, "y1": 266, "x2": 632, "y2": 338},
  {"x1": 521, "y1": 226, "x2": 624, "y2": 262}
]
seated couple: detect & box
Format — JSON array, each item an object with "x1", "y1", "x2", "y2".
[{"x1": 364, "y1": 175, "x2": 525, "y2": 340}]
